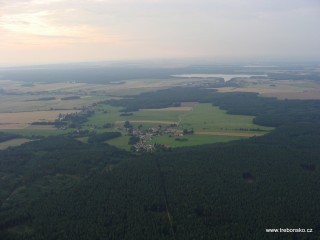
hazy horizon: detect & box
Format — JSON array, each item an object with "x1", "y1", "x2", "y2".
[
  {"x1": 2, "y1": 57, "x2": 320, "y2": 69},
  {"x1": 1, "y1": 0, "x2": 320, "y2": 66}
]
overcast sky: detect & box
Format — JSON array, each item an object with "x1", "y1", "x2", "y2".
[{"x1": 0, "y1": 0, "x2": 319, "y2": 66}]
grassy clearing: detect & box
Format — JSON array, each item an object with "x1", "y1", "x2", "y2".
[
  {"x1": 126, "y1": 110, "x2": 184, "y2": 122},
  {"x1": 86, "y1": 105, "x2": 124, "y2": 128},
  {"x1": 0, "y1": 138, "x2": 32, "y2": 150},
  {"x1": 86, "y1": 104, "x2": 187, "y2": 131},
  {"x1": 113, "y1": 103, "x2": 272, "y2": 134},
  {"x1": 179, "y1": 103, "x2": 272, "y2": 133},
  {"x1": 106, "y1": 135, "x2": 131, "y2": 151}
]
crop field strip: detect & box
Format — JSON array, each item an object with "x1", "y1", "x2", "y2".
[{"x1": 0, "y1": 110, "x2": 80, "y2": 130}]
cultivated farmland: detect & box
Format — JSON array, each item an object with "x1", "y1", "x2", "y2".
[{"x1": 0, "y1": 110, "x2": 79, "y2": 129}]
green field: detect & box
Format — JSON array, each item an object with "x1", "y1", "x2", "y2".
[
  {"x1": 106, "y1": 135, "x2": 132, "y2": 151},
  {"x1": 88, "y1": 103, "x2": 272, "y2": 133},
  {"x1": 179, "y1": 103, "x2": 273, "y2": 133},
  {"x1": 83, "y1": 103, "x2": 272, "y2": 150},
  {"x1": 86, "y1": 105, "x2": 124, "y2": 128},
  {"x1": 124, "y1": 110, "x2": 183, "y2": 122}
]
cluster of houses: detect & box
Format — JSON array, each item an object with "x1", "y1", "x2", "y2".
[
  {"x1": 123, "y1": 121, "x2": 191, "y2": 152},
  {"x1": 133, "y1": 141, "x2": 155, "y2": 153}
]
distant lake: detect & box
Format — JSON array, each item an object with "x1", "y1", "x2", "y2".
[{"x1": 172, "y1": 74, "x2": 267, "y2": 81}]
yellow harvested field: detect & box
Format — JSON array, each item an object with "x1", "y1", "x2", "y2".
[
  {"x1": 0, "y1": 138, "x2": 32, "y2": 150},
  {"x1": 0, "y1": 110, "x2": 79, "y2": 129}
]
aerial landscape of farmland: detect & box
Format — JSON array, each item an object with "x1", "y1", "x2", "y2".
[{"x1": 0, "y1": 0, "x2": 320, "y2": 239}]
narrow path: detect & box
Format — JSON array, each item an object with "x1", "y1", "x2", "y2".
[
  {"x1": 177, "y1": 106, "x2": 194, "y2": 127},
  {"x1": 154, "y1": 158, "x2": 177, "y2": 240}
]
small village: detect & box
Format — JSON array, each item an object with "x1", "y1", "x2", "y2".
[{"x1": 122, "y1": 120, "x2": 193, "y2": 152}]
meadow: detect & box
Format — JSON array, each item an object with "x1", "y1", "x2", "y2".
[
  {"x1": 85, "y1": 105, "x2": 125, "y2": 128},
  {"x1": 106, "y1": 135, "x2": 132, "y2": 150},
  {"x1": 100, "y1": 103, "x2": 272, "y2": 133},
  {"x1": 179, "y1": 103, "x2": 272, "y2": 133},
  {"x1": 85, "y1": 103, "x2": 272, "y2": 149}
]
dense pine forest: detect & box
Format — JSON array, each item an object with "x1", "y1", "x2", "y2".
[{"x1": 1, "y1": 86, "x2": 320, "y2": 239}]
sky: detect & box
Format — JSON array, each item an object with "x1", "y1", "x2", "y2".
[{"x1": 0, "y1": 0, "x2": 320, "y2": 66}]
